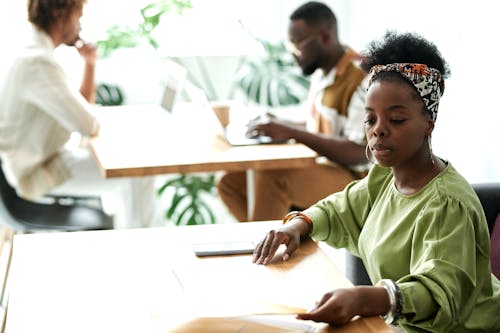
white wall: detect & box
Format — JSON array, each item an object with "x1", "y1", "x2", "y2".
[
  {"x1": 339, "y1": 0, "x2": 500, "y2": 183},
  {"x1": 1, "y1": 0, "x2": 499, "y2": 182}
]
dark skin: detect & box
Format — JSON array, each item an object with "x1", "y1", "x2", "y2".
[
  {"x1": 252, "y1": 78, "x2": 446, "y2": 326},
  {"x1": 248, "y1": 18, "x2": 367, "y2": 167},
  {"x1": 365, "y1": 79, "x2": 446, "y2": 194}
]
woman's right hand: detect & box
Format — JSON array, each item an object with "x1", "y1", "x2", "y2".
[{"x1": 252, "y1": 221, "x2": 306, "y2": 265}]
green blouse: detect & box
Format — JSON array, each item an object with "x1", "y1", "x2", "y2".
[{"x1": 304, "y1": 163, "x2": 500, "y2": 332}]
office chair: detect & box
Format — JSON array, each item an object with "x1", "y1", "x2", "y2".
[
  {"x1": 0, "y1": 161, "x2": 113, "y2": 232},
  {"x1": 346, "y1": 183, "x2": 500, "y2": 285}
]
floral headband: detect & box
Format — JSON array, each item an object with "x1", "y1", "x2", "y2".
[{"x1": 368, "y1": 63, "x2": 445, "y2": 122}]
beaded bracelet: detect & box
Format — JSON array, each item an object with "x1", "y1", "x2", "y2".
[
  {"x1": 282, "y1": 211, "x2": 313, "y2": 234},
  {"x1": 394, "y1": 281, "x2": 403, "y2": 322},
  {"x1": 376, "y1": 279, "x2": 402, "y2": 325}
]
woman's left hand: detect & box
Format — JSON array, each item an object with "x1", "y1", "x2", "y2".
[
  {"x1": 297, "y1": 286, "x2": 390, "y2": 326},
  {"x1": 297, "y1": 288, "x2": 361, "y2": 326}
]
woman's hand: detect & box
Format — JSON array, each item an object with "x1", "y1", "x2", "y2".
[
  {"x1": 297, "y1": 288, "x2": 361, "y2": 325},
  {"x1": 252, "y1": 223, "x2": 303, "y2": 265},
  {"x1": 297, "y1": 286, "x2": 390, "y2": 326}
]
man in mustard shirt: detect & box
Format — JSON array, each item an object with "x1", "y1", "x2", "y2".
[{"x1": 218, "y1": 1, "x2": 370, "y2": 222}]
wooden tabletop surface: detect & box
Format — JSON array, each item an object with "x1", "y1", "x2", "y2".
[
  {"x1": 89, "y1": 105, "x2": 318, "y2": 178},
  {"x1": 6, "y1": 222, "x2": 390, "y2": 333}
]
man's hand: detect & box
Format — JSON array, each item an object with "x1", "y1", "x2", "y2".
[
  {"x1": 247, "y1": 115, "x2": 296, "y2": 141},
  {"x1": 76, "y1": 39, "x2": 97, "y2": 66},
  {"x1": 75, "y1": 38, "x2": 97, "y2": 103}
]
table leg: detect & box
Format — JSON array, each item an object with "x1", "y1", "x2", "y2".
[{"x1": 246, "y1": 169, "x2": 255, "y2": 221}]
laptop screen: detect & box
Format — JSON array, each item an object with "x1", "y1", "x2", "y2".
[{"x1": 159, "y1": 61, "x2": 187, "y2": 112}]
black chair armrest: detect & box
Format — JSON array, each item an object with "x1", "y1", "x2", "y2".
[
  {"x1": 346, "y1": 253, "x2": 372, "y2": 285},
  {"x1": 472, "y1": 183, "x2": 500, "y2": 233}
]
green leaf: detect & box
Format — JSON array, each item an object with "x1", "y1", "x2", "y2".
[
  {"x1": 176, "y1": 206, "x2": 191, "y2": 226},
  {"x1": 95, "y1": 83, "x2": 125, "y2": 106},
  {"x1": 158, "y1": 173, "x2": 216, "y2": 226},
  {"x1": 157, "y1": 175, "x2": 185, "y2": 194},
  {"x1": 199, "y1": 201, "x2": 216, "y2": 224},
  {"x1": 248, "y1": 72, "x2": 263, "y2": 104},
  {"x1": 96, "y1": 0, "x2": 192, "y2": 57},
  {"x1": 147, "y1": 36, "x2": 159, "y2": 50},
  {"x1": 234, "y1": 39, "x2": 310, "y2": 107},
  {"x1": 166, "y1": 191, "x2": 188, "y2": 219}
]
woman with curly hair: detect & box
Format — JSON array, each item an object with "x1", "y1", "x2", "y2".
[
  {"x1": 0, "y1": 0, "x2": 161, "y2": 228},
  {"x1": 252, "y1": 31, "x2": 500, "y2": 332}
]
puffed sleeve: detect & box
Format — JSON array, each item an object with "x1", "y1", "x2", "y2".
[
  {"x1": 397, "y1": 195, "x2": 489, "y2": 332},
  {"x1": 304, "y1": 165, "x2": 392, "y2": 255}
]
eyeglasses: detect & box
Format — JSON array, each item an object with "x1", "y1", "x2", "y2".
[{"x1": 284, "y1": 35, "x2": 317, "y2": 57}]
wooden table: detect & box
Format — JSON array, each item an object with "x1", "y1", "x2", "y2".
[
  {"x1": 5, "y1": 222, "x2": 390, "y2": 333},
  {"x1": 90, "y1": 104, "x2": 318, "y2": 178}
]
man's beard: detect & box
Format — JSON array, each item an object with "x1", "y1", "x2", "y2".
[
  {"x1": 65, "y1": 38, "x2": 80, "y2": 47},
  {"x1": 63, "y1": 32, "x2": 80, "y2": 47},
  {"x1": 301, "y1": 61, "x2": 319, "y2": 76}
]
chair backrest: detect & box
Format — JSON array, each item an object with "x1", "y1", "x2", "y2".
[
  {"x1": 472, "y1": 183, "x2": 500, "y2": 234},
  {"x1": 491, "y1": 215, "x2": 500, "y2": 279},
  {"x1": 473, "y1": 183, "x2": 500, "y2": 279},
  {"x1": 0, "y1": 163, "x2": 31, "y2": 230},
  {"x1": 0, "y1": 161, "x2": 20, "y2": 206},
  {"x1": 0, "y1": 160, "x2": 113, "y2": 232}
]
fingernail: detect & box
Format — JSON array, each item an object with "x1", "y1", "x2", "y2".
[{"x1": 283, "y1": 254, "x2": 289, "y2": 261}]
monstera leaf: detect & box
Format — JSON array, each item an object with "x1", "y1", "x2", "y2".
[
  {"x1": 95, "y1": 83, "x2": 125, "y2": 106},
  {"x1": 157, "y1": 174, "x2": 216, "y2": 226},
  {"x1": 235, "y1": 39, "x2": 310, "y2": 107}
]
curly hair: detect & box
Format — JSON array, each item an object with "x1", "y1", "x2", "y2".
[
  {"x1": 360, "y1": 31, "x2": 451, "y2": 78},
  {"x1": 28, "y1": 0, "x2": 86, "y2": 31}
]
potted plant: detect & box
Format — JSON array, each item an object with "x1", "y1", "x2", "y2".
[
  {"x1": 95, "y1": 0, "x2": 219, "y2": 226},
  {"x1": 95, "y1": 0, "x2": 192, "y2": 58},
  {"x1": 157, "y1": 174, "x2": 216, "y2": 226},
  {"x1": 94, "y1": 0, "x2": 192, "y2": 106},
  {"x1": 234, "y1": 38, "x2": 310, "y2": 107}
]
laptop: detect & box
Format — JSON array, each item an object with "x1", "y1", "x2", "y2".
[
  {"x1": 183, "y1": 83, "x2": 289, "y2": 146},
  {"x1": 224, "y1": 115, "x2": 289, "y2": 146},
  {"x1": 159, "y1": 61, "x2": 188, "y2": 112}
]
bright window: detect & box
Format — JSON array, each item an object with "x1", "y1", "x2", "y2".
[{"x1": 1, "y1": 0, "x2": 499, "y2": 182}]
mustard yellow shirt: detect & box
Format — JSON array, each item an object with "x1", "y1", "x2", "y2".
[{"x1": 305, "y1": 163, "x2": 500, "y2": 332}]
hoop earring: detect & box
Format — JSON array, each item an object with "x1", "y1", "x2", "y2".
[
  {"x1": 428, "y1": 136, "x2": 435, "y2": 166},
  {"x1": 365, "y1": 143, "x2": 373, "y2": 162}
]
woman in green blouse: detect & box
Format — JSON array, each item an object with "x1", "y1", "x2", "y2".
[{"x1": 252, "y1": 31, "x2": 500, "y2": 332}]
